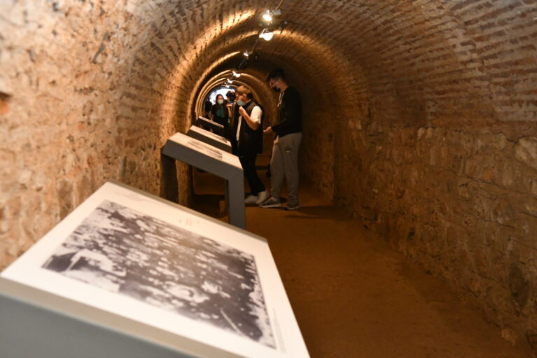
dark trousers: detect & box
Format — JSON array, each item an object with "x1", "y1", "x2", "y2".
[{"x1": 239, "y1": 150, "x2": 265, "y2": 195}]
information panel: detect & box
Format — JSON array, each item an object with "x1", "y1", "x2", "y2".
[
  {"x1": 196, "y1": 116, "x2": 226, "y2": 137},
  {"x1": 187, "y1": 125, "x2": 232, "y2": 153},
  {"x1": 0, "y1": 181, "x2": 310, "y2": 358},
  {"x1": 162, "y1": 132, "x2": 245, "y2": 229}
]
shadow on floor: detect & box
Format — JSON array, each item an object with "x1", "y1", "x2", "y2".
[{"x1": 283, "y1": 205, "x2": 349, "y2": 221}]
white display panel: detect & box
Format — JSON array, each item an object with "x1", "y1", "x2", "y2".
[
  {"x1": 188, "y1": 125, "x2": 232, "y2": 153},
  {"x1": 189, "y1": 125, "x2": 230, "y2": 145},
  {"x1": 196, "y1": 117, "x2": 226, "y2": 136},
  {"x1": 1, "y1": 182, "x2": 309, "y2": 358},
  {"x1": 168, "y1": 132, "x2": 240, "y2": 169},
  {"x1": 163, "y1": 132, "x2": 245, "y2": 229}
]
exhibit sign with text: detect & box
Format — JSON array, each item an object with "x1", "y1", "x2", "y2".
[
  {"x1": 163, "y1": 132, "x2": 245, "y2": 229},
  {"x1": 196, "y1": 116, "x2": 226, "y2": 136},
  {"x1": 1, "y1": 182, "x2": 309, "y2": 358},
  {"x1": 187, "y1": 125, "x2": 232, "y2": 153}
]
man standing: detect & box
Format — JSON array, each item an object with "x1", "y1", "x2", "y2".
[
  {"x1": 235, "y1": 85, "x2": 269, "y2": 205},
  {"x1": 260, "y1": 68, "x2": 302, "y2": 211}
]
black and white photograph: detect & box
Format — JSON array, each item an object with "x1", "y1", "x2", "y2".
[
  {"x1": 186, "y1": 139, "x2": 224, "y2": 160},
  {"x1": 42, "y1": 200, "x2": 275, "y2": 347}
]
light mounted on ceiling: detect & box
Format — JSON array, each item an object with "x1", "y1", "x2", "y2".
[
  {"x1": 262, "y1": 9, "x2": 281, "y2": 23},
  {"x1": 227, "y1": 79, "x2": 233, "y2": 84},
  {"x1": 259, "y1": 28, "x2": 274, "y2": 41},
  {"x1": 262, "y1": 10, "x2": 273, "y2": 23},
  {"x1": 232, "y1": 71, "x2": 241, "y2": 78}
]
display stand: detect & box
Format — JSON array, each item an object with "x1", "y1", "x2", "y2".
[
  {"x1": 187, "y1": 125, "x2": 232, "y2": 153},
  {"x1": 0, "y1": 181, "x2": 310, "y2": 358},
  {"x1": 0, "y1": 277, "x2": 230, "y2": 358},
  {"x1": 195, "y1": 116, "x2": 226, "y2": 137},
  {"x1": 162, "y1": 132, "x2": 244, "y2": 229}
]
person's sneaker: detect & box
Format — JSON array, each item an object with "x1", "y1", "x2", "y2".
[
  {"x1": 256, "y1": 190, "x2": 270, "y2": 205},
  {"x1": 259, "y1": 197, "x2": 281, "y2": 208},
  {"x1": 244, "y1": 195, "x2": 259, "y2": 204},
  {"x1": 285, "y1": 203, "x2": 300, "y2": 211}
]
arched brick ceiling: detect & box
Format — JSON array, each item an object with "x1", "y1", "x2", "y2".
[{"x1": 124, "y1": 0, "x2": 535, "y2": 135}]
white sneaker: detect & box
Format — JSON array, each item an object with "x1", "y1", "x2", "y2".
[
  {"x1": 256, "y1": 191, "x2": 270, "y2": 205},
  {"x1": 259, "y1": 197, "x2": 282, "y2": 208},
  {"x1": 244, "y1": 195, "x2": 259, "y2": 204},
  {"x1": 285, "y1": 202, "x2": 300, "y2": 211}
]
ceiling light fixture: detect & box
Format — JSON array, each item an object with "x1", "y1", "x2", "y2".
[
  {"x1": 262, "y1": 10, "x2": 273, "y2": 23},
  {"x1": 259, "y1": 28, "x2": 274, "y2": 41},
  {"x1": 262, "y1": 9, "x2": 281, "y2": 23},
  {"x1": 232, "y1": 71, "x2": 241, "y2": 78}
]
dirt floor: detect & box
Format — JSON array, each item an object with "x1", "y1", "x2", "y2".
[{"x1": 191, "y1": 156, "x2": 533, "y2": 358}]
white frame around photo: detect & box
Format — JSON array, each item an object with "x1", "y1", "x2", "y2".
[{"x1": 0, "y1": 181, "x2": 310, "y2": 358}]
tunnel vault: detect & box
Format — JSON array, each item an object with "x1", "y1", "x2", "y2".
[{"x1": 2, "y1": 0, "x2": 537, "y2": 352}]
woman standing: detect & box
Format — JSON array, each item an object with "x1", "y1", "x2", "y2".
[{"x1": 210, "y1": 94, "x2": 229, "y2": 129}]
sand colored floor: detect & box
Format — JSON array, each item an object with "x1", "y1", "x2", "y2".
[{"x1": 191, "y1": 162, "x2": 532, "y2": 358}]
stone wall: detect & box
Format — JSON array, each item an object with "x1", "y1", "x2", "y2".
[
  {"x1": 0, "y1": 0, "x2": 257, "y2": 269},
  {"x1": 335, "y1": 120, "x2": 537, "y2": 346},
  {"x1": 326, "y1": 1, "x2": 537, "y2": 349}
]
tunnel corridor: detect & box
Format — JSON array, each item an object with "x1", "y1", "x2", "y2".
[
  {"x1": 190, "y1": 155, "x2": 533, "y2": 357},
  {"x1": 1, "y1": 0, "x2": 537, "y2": 355}
]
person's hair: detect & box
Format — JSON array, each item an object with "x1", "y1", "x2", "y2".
[
  {"x1": 226, "y1": 90, "x2": 235, "y2": 99},
  {"x1": 266, "y1": 68, "x2": 285, "y2": 82},
  {"x1": 236, "y1": 85, "x2": 254, "y2": 100},
  {"x1": 216, "y1": 94, "x2": 224, "y2": 101}
]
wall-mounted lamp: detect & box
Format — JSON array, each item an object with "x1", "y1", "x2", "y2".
[{"x1": 259, "y1": 28, "x2": 274, "y2": 41}]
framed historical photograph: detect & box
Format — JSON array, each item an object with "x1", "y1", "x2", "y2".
[{"x1": 1, "y1": 182, "x2": 309, "y2": 358}]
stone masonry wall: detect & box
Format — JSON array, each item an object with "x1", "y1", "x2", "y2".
[
  {"x1": 327, "y1": 0, "x2": 537, "y2": 350},
  {"x1": 0, "y1": 0, "x2": 260, "y2": 269},
  {"x1": 336, "y1": 121, "x2": 537, "y2": 347}
]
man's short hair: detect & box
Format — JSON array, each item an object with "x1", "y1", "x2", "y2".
[
  {"x1": 226, "y1": 90, "x2": 236, "y2": 100},
  {"x1": 236, "y1": 85, "x2": 253, "y2": 100},
  {"x1": 266, "y1": 68, "x2": 285, "y2": 82}
]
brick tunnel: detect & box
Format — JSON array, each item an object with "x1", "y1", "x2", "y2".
[{"x1": 1, "y1": 1, "x2": 537, "y2": 356}]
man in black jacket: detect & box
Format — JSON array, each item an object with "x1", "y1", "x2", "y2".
[
  {"x1": 260, "y1": 68, "x2": 302, "y2": 211},
  {"x1": 235, "y1": 85, "x2": 269, "y2": 205}
]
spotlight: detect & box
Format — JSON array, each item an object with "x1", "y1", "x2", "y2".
[
  {"x1": 262, "y1": 10, "x2": 273, "y2": 23},
  {"x1": 232, "y1": 71, "x2": 241, "y2": 78},
  {"x1": 227, "y1": 79, "x2": 233, "y2": 84},
  {"x1": 243, "y1": 50, "x2": 251, "y2": 57},
  {"x1": 259, "y1": 29, "x2": 274, "y2": 41},
  {"x1": 262, "y1": 9, "x2": 281, "y2": 23}
]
